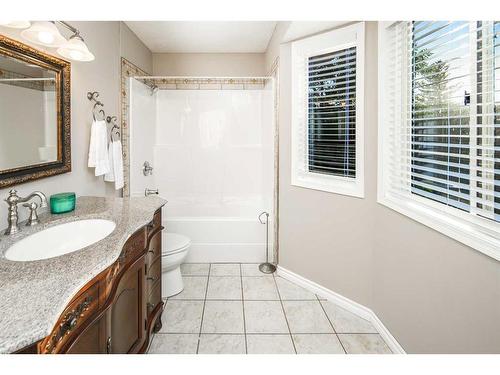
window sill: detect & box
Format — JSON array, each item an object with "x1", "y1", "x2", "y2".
[
  {"x1": 292, "y1": 173, "x2": 364, "y2": 198},
  {"x1": 378, "y1": 194, "x2": 500, "y2": 262}
]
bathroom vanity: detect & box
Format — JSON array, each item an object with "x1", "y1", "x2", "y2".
[{"x1": 0, "y1": 196, "x2": 166, "y2": 354}]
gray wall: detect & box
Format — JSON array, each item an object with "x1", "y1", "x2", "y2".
[
  {"x1": 120, "y1": 22, "x2": 153, "y2": 73},
  {"x1": 0, "y1": 21, "x2": 152, "y2": 229},
  {"x1": 276, "y1": 21, "x2": 500, "y2": 353},
  {"x1": 153, "y1": 53, "x2": 265, "y2": 76}
]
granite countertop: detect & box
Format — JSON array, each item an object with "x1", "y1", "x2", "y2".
[{"x1": 0, "y1": 196, "x2": 166, "y2": 354}]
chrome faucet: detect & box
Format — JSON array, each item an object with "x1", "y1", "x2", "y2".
[{"x1": 4, "y1": 190, "x2": 48, "y2": 235}]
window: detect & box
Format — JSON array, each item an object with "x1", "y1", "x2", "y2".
[
  {"x1": 378, "y1": 21, "x2": 500, "y2": 260},
  {"x1": 292, "y1": 23, "x2": 365, "y2": 197}
]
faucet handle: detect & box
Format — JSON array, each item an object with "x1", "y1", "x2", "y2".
[
  {"x1": 23, "y1": 202, "x2": 39, "y2": 226},
  {"x1": 5, "y1": 190, "x2": 19, "y2": 204}
]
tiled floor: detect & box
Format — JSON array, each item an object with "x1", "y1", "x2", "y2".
[{"x1": 148, "y1": 263, "x2": 393, "y2": 354}]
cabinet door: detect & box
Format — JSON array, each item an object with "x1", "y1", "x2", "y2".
[
  {"x1": 65, "y1": 313, "x2": 107, "y2": 354},
  {"x1": 108, "y1": 258, "x2": 146, "y2": 354}
]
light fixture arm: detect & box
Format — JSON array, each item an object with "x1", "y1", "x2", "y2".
[
  {"x1": 56, "y1": 21, "x2": 78, "y2": 35},
  {"x1": 56, "y1": 21, "x2": 85, "y2": 41}
]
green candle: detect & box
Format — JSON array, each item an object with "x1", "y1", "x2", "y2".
[{"x1": 50, "y1": 192, "x2": 76, "y2": 214}]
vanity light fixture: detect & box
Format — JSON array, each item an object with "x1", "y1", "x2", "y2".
[
  {"x1": 0, "y1": 21, "x2": 31, "y2": 29},
  {"x1": 21, "y1": 21, "x2": 66, "y2": 47},
  {"x1": 57, "y1": 32, "x2": 95, "y2": 62},
  {"x1": 2, "y1": 20, "x2": 94, "y2": 62}
]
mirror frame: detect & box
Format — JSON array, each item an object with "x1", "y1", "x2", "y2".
[{"x1": 0, "y1": 34, "x2": 71, "y2": 189}]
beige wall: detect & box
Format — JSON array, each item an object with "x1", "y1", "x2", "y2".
[
  {"x1": 153, "y1": 53, "x2": 265, "y2": 76},
  {"x1": 120, "y1": 22, "x2": 153, "y2": 73},
  {"x1": 264, "y1": 22, "x2": 290, "y2": 72},
  {"x1": 0, "y1": 21, "x2": 152, "y2": 229},
  {"x1": 277, "y1": 31, "x2": 374, "y2": 308},
  {"x1": 276, "y1": 21, "x2": 500, "y2": 353}
]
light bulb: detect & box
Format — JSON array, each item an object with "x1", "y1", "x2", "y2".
[{"x1": 37, "y1": 31, "x2": 55, "y2": 44}]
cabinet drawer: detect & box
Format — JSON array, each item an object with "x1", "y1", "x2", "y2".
[
  {"x1": 146, "y1": 257, "x2": 161, "y2": 291},
  {"x1": 147, "y1": 230, "x2": 162, "y2": 264},
  {"x1": 42, "y1": 282, "x2": 99, "y2": 353},
  {"x1": 147, "y1": 280, "x2": 162, "y2": 317},
  {"x1": 147, "y1": 210, "x2": 162, "y2": 237},
  {"x1": 122, "y1": 227, "x2": 147, "y2": 264}
]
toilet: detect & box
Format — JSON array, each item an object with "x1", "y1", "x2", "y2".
[{"x1": 161, "y1": 232, "x2": 191, "y2": 298}]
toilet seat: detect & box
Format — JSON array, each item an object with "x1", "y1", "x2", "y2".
[{"x1": 163, "y1": 232, "x2": 191, "y2": 256}]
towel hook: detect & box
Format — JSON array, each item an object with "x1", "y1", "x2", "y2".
[
  {"x1": 106, "y1": 115, "x2": 120, "y2": 142},
  {"x1": 87, "y1": 91, "x2": 106, "y2": 121}
]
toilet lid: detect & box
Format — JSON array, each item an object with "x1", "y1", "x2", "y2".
[{"x1": 163, "y1": 232, "x2": 191, "y2": 255}]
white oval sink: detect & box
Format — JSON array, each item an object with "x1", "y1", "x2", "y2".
[{"x1": 4, "y1": 219, "x2": 116, "y2": 261}]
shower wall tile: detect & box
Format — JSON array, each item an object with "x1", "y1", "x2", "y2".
[
  {"x1": 199, "y1": 83, "x2": 222, "y2": 90},
  {"x1": 221, "y1": 83, "x2": 244, "y2": 90},
  {"x1": 120, "y1": 57, "x2": 150, "y2": 197},
  {"x1": 176, "y1": 83, "x2": 200, "y2": 90}
]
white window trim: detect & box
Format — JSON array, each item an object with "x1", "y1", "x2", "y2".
[
  {"x1": 377, "y1": 21, "x2": 500, "y2": 262},
  {"x1": 291, "y1": 22, "x2": 365, "y2": 198}
]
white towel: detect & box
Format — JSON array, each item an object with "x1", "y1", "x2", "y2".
[
  {"x1": 88, "y1": 119, "x2": 110, "y2": 176},
  {"x1": 87, "y1": 119, "x2": 98, "y2": 167},
  {"x1": 104, "y1": 142, "x2": 115, "y2": 182},
  {"x1": 105, "y1": 139, "x2": 124, "y2": 190}
]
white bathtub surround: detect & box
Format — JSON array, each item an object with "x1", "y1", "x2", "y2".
[
  {"x1": 148, "y1": 263, "x2": 393, "y2": 355},
  {"x1": 129, "y1": 78, "x2": 276, "y2": 263}
]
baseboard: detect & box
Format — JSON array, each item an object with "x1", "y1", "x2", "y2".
[
  {"x1": 185, "y1": 243, "x2": 266, "y2": 263},
  {"x1": 277, "y1": 266, "x2": 406, "y2": 354}
]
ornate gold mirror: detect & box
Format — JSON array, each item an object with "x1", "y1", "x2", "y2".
[{"x1": 0, "y1": 34, "x2": 70, "y2": 188}]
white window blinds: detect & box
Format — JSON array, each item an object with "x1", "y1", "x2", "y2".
[
  {"x1": 379, "y1": 21, "x2": 500, "y2": 259},
  {"x1": 308, "y1": 47, "x2": 357, "y2": 178},
  {"x1": 292, "y1": 22, "x2": 365, "y2": 197}
]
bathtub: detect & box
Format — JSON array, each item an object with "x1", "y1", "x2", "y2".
[{"x1": 163, "y1": 216, "x2": 272, "y2": 263}]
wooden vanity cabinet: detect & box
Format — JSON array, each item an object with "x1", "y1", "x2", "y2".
[
  {"x1": 65, "y1": 313, "x2": 107, "y2": 354},
  {"x1": 107, "y1": 256, "x2": 146, "y2": 354},
  {"x1": 21, "y1": 209, "x2": 164, "y2": 354}
]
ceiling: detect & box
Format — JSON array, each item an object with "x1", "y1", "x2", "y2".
[{"x1": 125, "y1": 21, "x2": 277, "y2": 53}]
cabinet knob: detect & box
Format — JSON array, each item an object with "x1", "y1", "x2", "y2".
[
  {"x1": 106, "y1": 336, "x2": 112, "y2": 354},
  {"x1": 147, "y1": 276, "x2": 157, "y2": 282}
]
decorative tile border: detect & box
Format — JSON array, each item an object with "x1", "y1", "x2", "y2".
[
  {"x1": 120, "y1": 57, "x2": 150, "y2": 197},
  {"x1": 135, "y1": 77, "x2": 267, "y2": 90},
  {"x1": 268, "y1": 57, "x2": 280, "y2": 265}
]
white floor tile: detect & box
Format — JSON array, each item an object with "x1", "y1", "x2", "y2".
[
  {"x1": 275, "y1": 277, "x2": 318, "y2": 300},
  {"x1": 241, "y1": 263, "x2": 273, "y2": 277},
  {"x1": 148, "y1": 334, "x2": 199, "y2": 354},
  {"x1": 244, "y1": 301, "x2": 289, "y2": 334},
  {"x1": 242, "y1": 277, "x2": 279, "y2": 300},
  {"x1": 338, "y1": 334, "x2": 392, "y2": 354},
  {"x1": 210, "y1": 263, "x2": 241, "y2": 276},
  {"x1": 206, "y1": 276, "x2": 242, "y2": 300},
  {"x1": 246, "y1": 334, "x2": 295, "y2": 354},
  {"x1": 150, "y1": 264, "x2": 390, "y2": 355},
  {"x1": 321, "y1": 301, "x2": 377, "y2": 333},
  {"x1": 181, "y1": 263, "x2": 210, "y2": 276},
  {"x1": 198, "y1": 334, "x2": 246, "y2": 354},
  {"x1": 201, "y1": 301, "x2": 244, "y2": 334},
  {"x1": 160, "y1": 300, "x2": 204, "y2": 333},
  {"x1": 169, "y1": 276, "x2": 208, "y2": 300},
  {"x1": 282, "y1": 301, "x2": 334, "y2": 333},
  {"x1": 292, "y1": 334, "x2": 345, "y2": 354}
]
